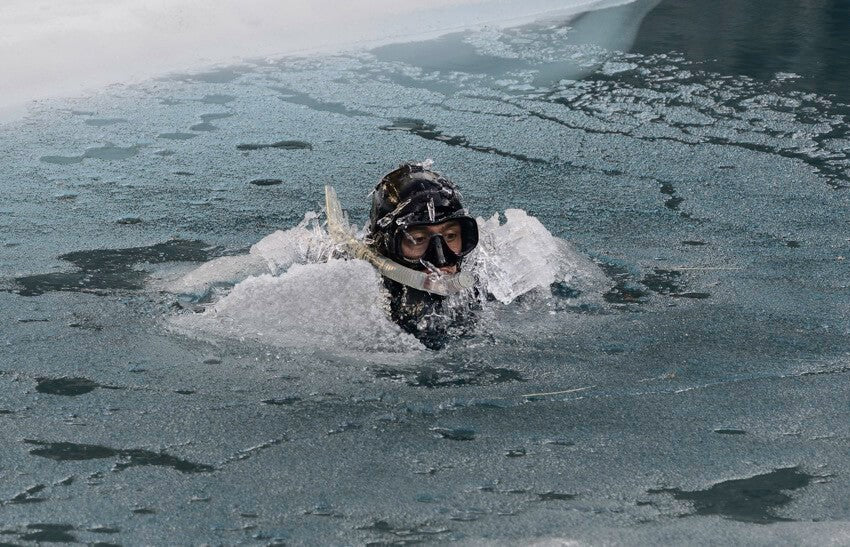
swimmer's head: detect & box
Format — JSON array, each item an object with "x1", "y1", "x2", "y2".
[{"x1": 368, "y1": 162, "x2": 478, "y2": 274}]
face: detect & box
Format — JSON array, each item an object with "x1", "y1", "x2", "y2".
[{"x1": 400, "y1": 220, "x2": 463, "y2": 273}]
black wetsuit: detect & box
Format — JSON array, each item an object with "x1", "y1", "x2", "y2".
[{"x1": 383, "y1": 277, "x2": 478, "y2": 350}]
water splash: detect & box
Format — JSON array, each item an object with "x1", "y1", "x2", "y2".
[{"x1": 167, "y1": 208, "x2": 608, "y2": 353}]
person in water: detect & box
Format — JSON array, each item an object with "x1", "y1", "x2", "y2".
[{"x1": 367, "y1": 162, "x2": 479, "y2": 348}]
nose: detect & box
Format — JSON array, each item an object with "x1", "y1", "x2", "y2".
[{"x1": 427, "y1": 234, "x2": 448, "y2": 266}]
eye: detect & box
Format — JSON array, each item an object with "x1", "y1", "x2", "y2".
[
  {"x1": 405, "y1": 232, "x2": 427, "y2": 245},
  {"x1": 443, "y1": 231, "x2": 458, "y2": 241}
]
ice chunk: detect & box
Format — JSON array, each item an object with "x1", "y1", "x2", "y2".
[
  {"x1": 170, "y1": 259, "x2": 423, "y2": 354},
  {"x1": 471, "y1": 209, "x2": 607, "y2": 304},
  {"x1": 600, "y1": 61, "x2": 637, "y2": 75},
  {"x1": 250, "y1": 212, "x2": 335, "y2": 274},
  {"x1": 167, "y1": 254, "x2": 269, "y2": 296},
  {"x1": 166, "y1": 212, "x2": 334, "y2": 296}
]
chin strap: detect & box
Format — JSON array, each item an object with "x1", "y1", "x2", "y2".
[{"x1": 325, "y1": 185, "x2": 475, "y2": 296}]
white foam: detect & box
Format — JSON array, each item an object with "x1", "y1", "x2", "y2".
[{"x1": 0, "y1": 0, "x2": 635, "y2": 122}]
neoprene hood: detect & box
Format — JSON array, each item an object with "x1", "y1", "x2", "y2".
[{"x1": 368, "y1": 163, "x2": 478, "y2": 271}]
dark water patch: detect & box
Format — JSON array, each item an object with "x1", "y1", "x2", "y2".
[
  {"x1": 13, "y1": 270, "x2": 146, "y2": 296},
  {"x1": 11, "y1": 239, "x2": 218, "y2": 296},
  {"x1": 430, "y1": 427, "x2": 476, "y2": 441},
  {"x1": 0, "y1": 409, "x2": 14, "y2": 415},
  {"x1": 659, "y1": 181, "x2": 686, "y2": 213},
  {"x1": 25, "y1": 440, "x2": 215, "y2": 474},
  {"x1": 599, "y1": 262, "x2": 649, "y2": 305},
  {"x1": 541, "y1": 439, "x2": 575, "y2": 447},
  {"x1": 173, "y1": 171, "x2": 194, "y2": 176},
  {"x1": 632, "y1": 0, "x2": 850, "y2": 104},
  {"x1": 201, "y1": 112, "x2": 232, "y2": 122},
  {"x1": 19, "y1": 524, "x2": 77, "y2": 543},
  {"x1": 250, "y1": 178, "x2": 283, "y2": 186},
  {"x1": 505, "y1": 448, "x2": 526, "y2": 458},
  {"x1": 132, "y1": 508, "x2": 156, "y2": 515},
  {"x1": 272, "y1": 86, "x2": 374, "y2": 118},
  {"x1": 303, "y1": 503, "x2": 342, "y2": 517},
  {"x1": 88, "y1": 526, "x2": 120, "y2": 534},
  {"x1": 375, "y1": 364, "x2": 525, "y2": 388},
  {"x1": 166, "y1": 67, "x2": 246, "y2": 85},
  {"x1": 381, "y1": 118, "x2": 548, "y2": 164},
  {"x1": 714, "y1": 428, "x2": 746, "y2": 435},
  {"x1": 358, "y1": 519, "x2": 450, "y2": 544},
  {"x1": 158, "y1": 132, "x2": 197, "y2": 140},
  {"x1": 54, "y1": 192, "x2": 78, "y2": 200},
  {"x1": 642, "y1": 269, "x2": 683, "y2": 295},
  {"x1": 84, "y1": 118, "x2": 127, "y2": 127},
  {"x1": 785, "y1": 240, "x2": 801, "y2": 248},
  {"x1": 682, "y1": 240, "x2": 707, "y2": 246},
  {"x1": 237, "y1": 140, "x2": 313, "y2": 151},
  {"x1": 17, "y1": 317, "x2": 49, "y2": 323},
  {"x1": 537, "y1": 491, "x2": 576, "y2": 501},
  {"x1": 116, "y1": 216, "x2": 142, "y2": 225},
  {"x1": 155, "y1": 149, "x2": 176, "y2": 156},
  {"x1": 191, "y1": 112, "x2": 233, "y2": 132},
  {"x1": 9, "y1": 484, "x2": 47, "y2": 505},
  {"x1": 40, "y1": 154, "x2": 84, "y2": 165},
  {"x1": 36, "y1": 377, "x2": 121, "y2": 396},
  {"x1": 41, "y1": 144, "x2": 140, "y2": 165},
  {"x1": 550, "y1": 281, "x2": 582, "y2": 299},
  {"x1": 372, "y1": 30, "x2": 528, "y2": 75},
  {"x1": 648, "y1": 466, "x2": 815, "y2": 523},
  {"x1": 174, "y1": 389, "x2": 195, "y2": 395}
]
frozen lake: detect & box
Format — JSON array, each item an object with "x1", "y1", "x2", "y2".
[{"x1": 1, "y1": 0, "x2": 848, "y2": 543}]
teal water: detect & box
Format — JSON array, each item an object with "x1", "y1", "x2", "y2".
[{"x1": 0, "y1": 1, "x2": 848, "y2": 544}]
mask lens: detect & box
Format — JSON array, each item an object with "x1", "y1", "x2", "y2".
[{"x1": 399, "y1": 229, "x2": 430, "y2": 259}]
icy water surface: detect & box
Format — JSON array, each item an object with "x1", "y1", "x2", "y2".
[{"x1": 1, "y1": 0, "x2": 849, "y2": 544}]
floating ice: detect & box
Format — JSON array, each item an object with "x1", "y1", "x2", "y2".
[
  {"x1": 171, "y1": 259, "x2": 424, "y2": 354},
  {"x1": 600, "y1": 61, "x2": 638, "y2": 75},
  {"x1": 472, "y1": 209, "x2": 608, "y2": 304},
  {"x1": 168, "y1": 212, "x2": 334, "y2": 297},
  {"x1": 168, "y1": 208, "x2": 608, "y2": 351}
]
